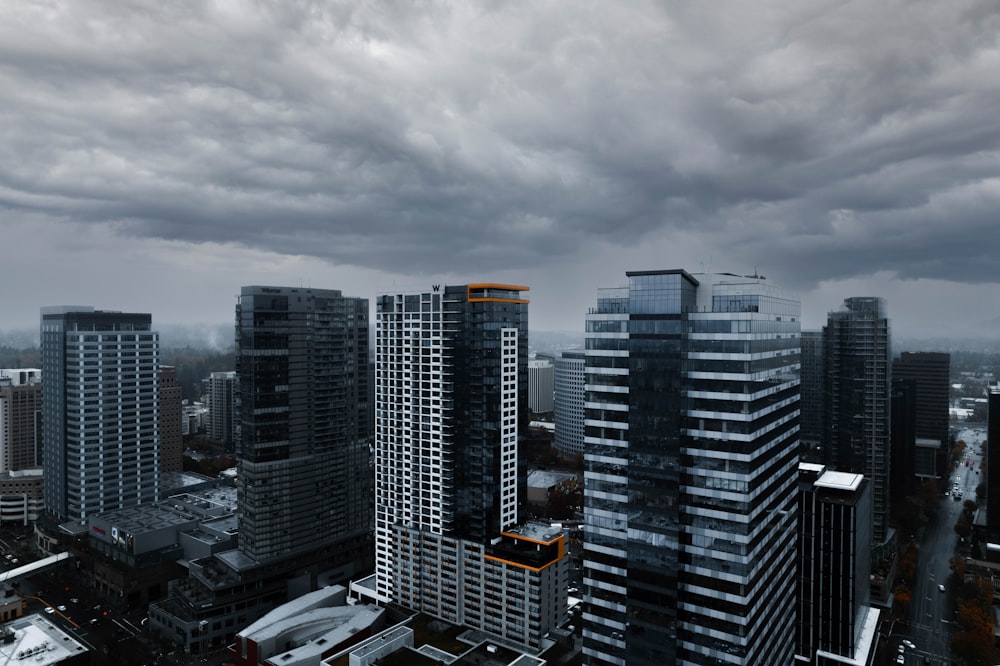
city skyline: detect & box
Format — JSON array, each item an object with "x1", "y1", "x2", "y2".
[{"x1": 2, "y1": 2, "x2": 1000, "y2": 340}]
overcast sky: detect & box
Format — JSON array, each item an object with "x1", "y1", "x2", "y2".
[{"x1": 2, "y1": 0, "x2": 999, "y2": 339}]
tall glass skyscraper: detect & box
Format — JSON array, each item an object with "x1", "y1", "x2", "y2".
[
  {"x1": 41, "y1": 307, "x2": 160, "y2": 529},
  {"x1": 823, "y1": 297, "x2": 891, "y2": 550},
  {"x1": 582, "y1": 270, "x2": 800, "y2": 666},
  {"x1": 236, "y1": 286, "x2": 370, "y2": 563}
]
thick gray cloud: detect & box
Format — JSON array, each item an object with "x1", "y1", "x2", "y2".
[{"x1": 1, "y1": 0, "x2": 999, "y2": 335}]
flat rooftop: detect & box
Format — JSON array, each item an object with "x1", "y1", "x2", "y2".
[
  {"x1": 0, "y1": 614, "x2": 89, "y2": 665},
  {"x1": 815, "y1": 471, "x2": 863, "y2": 492}
]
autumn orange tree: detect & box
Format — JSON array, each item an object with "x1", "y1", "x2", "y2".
[
  {"x1": 952, "y1": 629, "x2": 997, "y2": 666},
  {"x1": 950, "y1": 577, "x2": 997, "y2": 665},
  {"x1": 893, "y1": 583, "x2": 912, "y2": 616}
]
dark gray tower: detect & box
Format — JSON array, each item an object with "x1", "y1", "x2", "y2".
[
  {"x1": 236, "y1": 286, "x2": 369, "y2": 563},
  {"x1": 796, "y1": 463, "x2": 876, "y2": 663},
  {"x1": 824, "y1": 297, "x2": 891, "y2": 549}
]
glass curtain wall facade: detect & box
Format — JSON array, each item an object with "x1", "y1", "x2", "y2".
[
  {"x1": 823, "y1": 297, "x2": 891, "y2": 547},
  {"x1": 582, "y1": 270, "x2": 800, "y2": 666},
  {"x1": 236, "y1": 286, "x2": 370, "y2": 564},
  {"x1": 41, "y1": 307, "x2": 160, "y2": 527}
]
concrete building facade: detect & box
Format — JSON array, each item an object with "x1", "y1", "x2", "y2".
[
  {"x1": 159, "y1": 366, "x2": 184, "y2": 473},
  {"x1": 528, "y1": 359, "x2": 554, "y2": 414},
  {"x1": 371, "y1": 283, "x2": 567, "y2": 651},
  {"x1": 553, "y1": 351, "x2": 586, "y2": 458},
  {"x1": 207, "y1": 370, "x2": 238, "y2": 447},
  {"x1": 40, "y1": 307, "x2": 160, "y2": 531}
]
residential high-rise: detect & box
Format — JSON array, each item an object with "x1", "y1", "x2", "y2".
[
  {"x1": 553, "y1": 350, "x2": 586, "y2": 458},
  {"x1": 796, "y1": 463, "x2": 877, "y2": 664},
  {"x1": 150, "y1": 286, "x2": 373, "y2": 654},
  {"x1": 41, "y1": 307, "x2": 160, "y2": 529},
  {"x1": 207, "y1": 370, "x2": 238, "y2": 447},
  {"x1": 159, "y1": 366, "x2": 184, "y2": 473},
  {"x1": 372, "y1": 283, "x2": 567, "y2": 651},
  {"x1": 236, "y1": 286, "x2": 370, "y2": 564},
  {"x1": 528, "y1": 359, "x2": 555, "y2": 413},
  {"x1": 0, "y1": 369, "x2": 44, "y2": 525},
  {"x1": 823, "y1": 297, "x2": 892, "y2": 550},
  {"x1": 582, "y1": 270, "x2": 800, "y2": 666},
  {"x1": 0, "y1": 369, "x2": 42, "y2": 472}
]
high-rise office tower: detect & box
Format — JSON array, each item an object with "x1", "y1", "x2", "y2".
[
  {"x1": 553, "y1": 350, "x2": 586, "y2": 458},
  {"x1": 373, "y1": 283, "x2": 567, "y2": 650},
  {"x1": 796, "y1": 463, "x2": 877, "y2": 663},
  {"x1": 41, "y1": 307, "x2": 160, "y2": 529},
  {"x1": 893, "y1": 351, "x2": 950, "y2": 477},
  {"x1": 207, "y1": 370, "x2": 239, "y2": 446},
  {"x1": 528, "y1": 359, "x2": 555, "y2": 413},
  {"x1": 799, "y1": 330, "x2": 825, "y2": 463},
  {"x1": 236, "y1": 286, "x2": 370, "y2": 564},
  {"x1": 0, "y1": 369, "x2": 42, "y2": 472},
  {"x1": 159, "y1": 366, "x2": 184, "y2": 473},
  {"x1": 823, "y1": 297, "x2": 891, "y2": 549},
  {"x1": 582, "y1": 270, "x2": 800, "y2": 666}
]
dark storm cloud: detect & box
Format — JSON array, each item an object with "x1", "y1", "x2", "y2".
[{"x1": 1, "y1": 0, "x2": 998, "y2": 286}]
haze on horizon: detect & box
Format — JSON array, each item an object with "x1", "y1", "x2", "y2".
[{"x1": 2, "y1": 1, "x2": 999, "y2": 340}]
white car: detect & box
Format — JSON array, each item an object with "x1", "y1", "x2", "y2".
[
  {"x1": 43, "y1": 607, "x2": 55, "y2": 614},
  {"x1": 902, "y1": 640, "x2": 916, "y2": 649},
  {"x1": 939, "y1": 584, "x2": 946, "y2": 592},
  {"x1": 896, "y1": 656, "x2": 905, "y2": 664},
  {"x1": 57, "y1": 605, "x2": 66, "y2": 612}
]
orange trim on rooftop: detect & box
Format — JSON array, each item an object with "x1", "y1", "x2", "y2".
[
  {"x1": 483, "y1": 553, "x2": 560, "y2": 573},
  {"x1": 467, "y1": 283, "x2": 530, "y2": 304}
]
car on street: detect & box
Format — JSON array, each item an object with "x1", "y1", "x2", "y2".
[
  {"x1": 902, "y1": 640, "x2": 916, "y2": 649},
  {"x1": 57, "y1": 605, "x2": 66, "y2": 612},
  {"x1": 939, "y1": 584, "x2": 946, "y2": 592},
  {"x1": 43, "y1": 607, "x2": 54, "y2": 614},
  {"x1": 895, "y1": 655, "x2": 905, "y2": 664}
]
